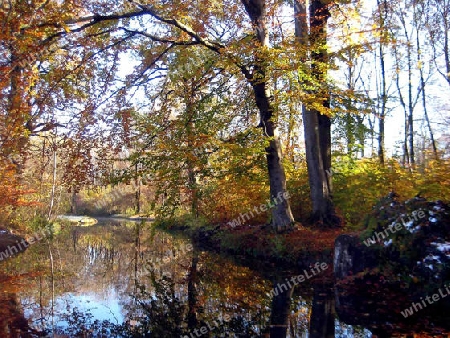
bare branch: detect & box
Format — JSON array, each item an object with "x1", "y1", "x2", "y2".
[
  {"x1": 120, "y1": 28, "x2": 199, "y2": 46},
  {"x1": 128, "y1": 0, "x2": 225, "y2": 52}
]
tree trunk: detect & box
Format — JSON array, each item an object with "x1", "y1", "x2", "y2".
[
  {"x1": 356, "y1": 115, "x2": 365, "y2": 157},
  {"x1": 251, "y1": 80, "x2": 295, "y2": 230},
  {"x1": 134, "y1": 163, "x2": 141, "y2": 214},
  {"x1": 241, "y1": 0, "x2": 295, "y2": 230},
  {"x1": 70, "y1": 189, "x2": 78, "y2": 214},
  {"x1": 444, "y1": 19, "x2": 450, "y2": 86},
  {"x1": 318, "y1": 113, "x2": 332, "y2": 194},
  {"x1": 5, "y1": 47, "x2": 32, "y2": 175},
  {"x1": 310, "y1": 1, "x2": 332, "y2": 193},
  {"x1": 416, "y1": 22, "x2": 438, "y2": 160},
  {"x1": 429, "y1": 0, "x2": 450, "y2": 87},
  {"x1": 377, "y1": 47, "x2": 386, "y2": 166},
  {"x1": 187, "y1": 167, "x2": 198, "y2": 218},
  {"x1": 394, "y1": 47, "x2": 410, "y2": 167},
  {"x1": 302, "y1": 106, "x2": 334, "y2": 219},
  {"x1": 185, "y1": 103, "x2": 199, "y2": 218},
  {"x1": 397, "y1": 9, "x2": 416, "y2": 167},
  {"x1": 376, "y1": 0, "x2": 388, "y2": 166},
  {"x1": 294, "y1": 0, "x2": 340, "y2": 226},
  {"x1": 47, "y1": 144, "x2": 57, "y2": 220},
  {"x1": 406, "y1": 33, "x2": 415, "y2": 167},
  {"x1": 285, "y1": 79, "x2": 298, "y2": 162}
]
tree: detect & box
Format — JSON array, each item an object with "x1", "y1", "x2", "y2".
[
  {"x1": 375, "y1": 0, "x2": 389, "y2": 166},
  {"x1": 131, "y1": 47, "x2": 238, "y2": 218},
  {"x1": 413, "y1": 0, "x2": 439, "y2": 160},
  {"x1": 239, "y1": 0, "x2": 295, "y2": 230},
  {"x1": 12, "y1": 0, "x2": 352, "y2": 228},
  {"x1": 59, "y1": 1, "x2": 296, "y2": 229},
  {"x1": 329, "y1": 2, "x2": 372, "y2": 160},
  {"x1": 424, "y1": 0, "x2": 450, "y2": 88},
  {"x1": 295, "y1": 0, "x2": 341, "y2": 226},
  {"x1": 8, "y1": 0, "x2": 448, "y2": 231}
]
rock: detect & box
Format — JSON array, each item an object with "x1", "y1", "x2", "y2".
[
  {"x1": 334, "y1": 194, "x2": 450, "y2": 287},
  {"x1": 334, "y1": 234, "x2": 378, "y2": 280},
  {"x1": 333, "y1": 195, "x2": 450, "y2": 335}
]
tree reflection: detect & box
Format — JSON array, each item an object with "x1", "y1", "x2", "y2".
[
  {"x1": 309, "y1": 284, "x2": 335, "y2": 338},
  {"x1": 268, "y1": 278, "x2": 294, "y2": 338},
  {"x1": 0, "y1": 221, "x2": 392, "y2": 337},
  {"x1": 0, "y1": 292, "x2": 46, "y2": 337},
  {"x1": 187, "y1": 248, "x2": 199, "y2": 328}
]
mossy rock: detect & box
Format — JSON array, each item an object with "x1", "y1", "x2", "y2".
[{"x1": 337, "y1": 193, "x2": 450, "y2": 290}]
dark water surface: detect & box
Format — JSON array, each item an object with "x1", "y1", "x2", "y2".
[{"x1": 0, "y1": 219, "x2": 447, "y2": 337}]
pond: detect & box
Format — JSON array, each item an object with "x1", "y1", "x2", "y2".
[{"x1": 0, "y1": 219, "x2": 447, "y2": 337}]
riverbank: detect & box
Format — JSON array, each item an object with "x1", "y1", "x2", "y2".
[{"x1": 154, "y1": 217, "x2": 344, "y2": 271}]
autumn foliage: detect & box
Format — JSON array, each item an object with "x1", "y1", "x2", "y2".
[{"x1": 0, "y1": 0, "x2": 448, "y2": 233}]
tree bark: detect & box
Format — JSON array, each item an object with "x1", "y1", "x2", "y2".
[
  {"x1": 318, "y1": 112, "x2": 332, "y2": 194},
  {"x1": 405, "y1": 28, "x2": 415, "y2": 167},
  {"x1": 376, "y1": 0, "x2": 388, "y2": 166},
  {"x1": 397, "y1": 8, "x2": 418, "y2": 168},
  {"x1": 4, "y1": 52, "x2": 26, "y2": 176},
  {"x1": 394, "y1": 47, "x2": 410, "y2": 167},
  {"x1": 185, "y1": 99, "x2": 200, "y2": 218},
  {"x1": 241, "y1": 0, "x2": 295, "y2": 230},
  {"x1": 295, "y1": 0, "x2": 340, "y2": 226},
  {"x1": 310, "y1": 1, "x2": 332, "y2": 192},
  {"x1": 302, "y1": 106, "x2": 334, "y2": 219},
  {"x1": 416, "y1": 16, "x2": 438, "y2": 160},
  {"x1": 47, "y1": 144, "x2": 58, "y2": 220},
  {"x1": 70, "y1": 189, "x2": 78, "y2": 214}
]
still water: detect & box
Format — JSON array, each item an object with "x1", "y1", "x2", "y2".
[{"x1": 0, "y1": 219, "x2": 447, "y2": 337}]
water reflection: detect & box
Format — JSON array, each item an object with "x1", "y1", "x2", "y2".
[
  {"x1": 0, "y1": 219, "x2": 447, "y2": 337},
  {"x1": 310, "y1": 285, "x2": 335, "y2": 338},
  {"x1": 268, "y1": 277, "x2": 294, "y2": 337},
  {"x1": 0, "y1": 291, "x2": 43, "y2": 337}
]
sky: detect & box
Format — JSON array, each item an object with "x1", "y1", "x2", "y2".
[{"x1": 113, "y1": 0, "x2": 449, "y2": 159}]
